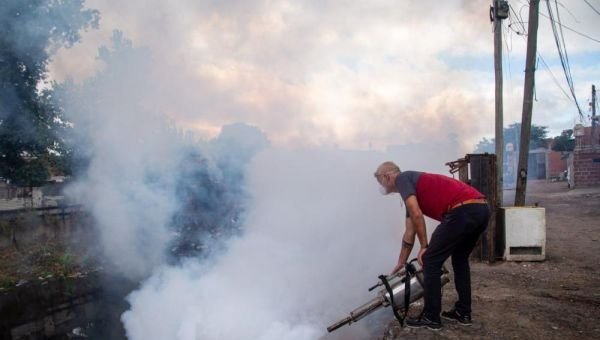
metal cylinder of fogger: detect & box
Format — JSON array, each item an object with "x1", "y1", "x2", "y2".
[
  {"x1": 380, "y1": 272, "x2": 426, "y2": 307},
  {"x1": 326, "y1": 263, "x2": 451, "y2": 333}
]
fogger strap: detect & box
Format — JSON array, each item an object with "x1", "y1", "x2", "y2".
[
  {"x1": 379, "y1": 263, "x2": 417, "y2": 328},
  {"x1": 378, "y1": 274, "x2": 404, "y2": 326}
]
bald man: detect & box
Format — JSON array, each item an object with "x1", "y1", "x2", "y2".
[{"x1": 374, "y1": 161, "x2": 490, "y2": 330}]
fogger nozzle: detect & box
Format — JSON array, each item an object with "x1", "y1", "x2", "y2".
[{"x1": 326, "y1": 263, "x2": 450, "y2": 333}]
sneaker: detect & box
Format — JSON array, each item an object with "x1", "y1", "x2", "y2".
[
  {"x1": 405, "y1": 315, "x2": 442, "y2": 331},
  {"x1": 441, "y1": 308, "x2": 472, "y2": 325}
]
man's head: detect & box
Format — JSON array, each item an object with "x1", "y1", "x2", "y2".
[{"x1": 374, "y1": 161, "x2": 401, "y2": 195}]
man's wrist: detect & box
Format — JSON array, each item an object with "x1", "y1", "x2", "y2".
[{"x1": 402, "y1": 240, "x2": 414, "y2": 249}]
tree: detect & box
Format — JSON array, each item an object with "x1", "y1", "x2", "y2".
[
  {"x1": 0, "y1": 0, "x2": 99, "y2": 186},
  {"x1": 473, "y1": 123, "x2": 549, "y2": 154},
  {"x1": 551, "y1": 129, "x2": 575, "y2": 152}
]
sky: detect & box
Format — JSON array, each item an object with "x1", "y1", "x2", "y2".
[{"x1": 48, "y1": 0, "x2": 600, "y2": 152}]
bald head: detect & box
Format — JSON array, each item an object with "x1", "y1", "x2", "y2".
[
  {"x1": 374, "y1": 161, "x2": 401, "y2": 195},
  {"x1": 375, "y1": 161, "x2": 401, "y2": 176}
]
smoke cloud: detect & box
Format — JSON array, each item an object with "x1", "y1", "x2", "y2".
[
  {"x1": 121, "y1": 148, "x2": 449, "y2": 340},
  {"x1": 54, "y1": 23, "x2": 464, "y2": 339}
]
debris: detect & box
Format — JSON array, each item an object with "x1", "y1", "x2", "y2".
[{"x1": 72, "y1": 327, "x2": 88, "y2": 338}]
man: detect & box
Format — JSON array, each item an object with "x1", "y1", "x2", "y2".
[{"x1": 374, "y1": 161, "x2": 490, "y2": 330}]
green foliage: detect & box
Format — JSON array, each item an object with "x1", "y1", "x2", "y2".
[
  {"x1": 551, "y1": 129, "x2": 575, "y2": 152},
  {"x1": 0, "y1": 0, "x2": 99, "y2": 186},
  {"x1": 57, "y1": 252, "x2": 74, "y2": 274}
]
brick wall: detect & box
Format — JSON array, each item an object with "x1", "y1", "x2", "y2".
[
  {"x1": 573, "y1": 149, "x2": 600, "y2": 187},
  {"x1": 547, "y1": 151, "x2": 567, "y2": 178}
]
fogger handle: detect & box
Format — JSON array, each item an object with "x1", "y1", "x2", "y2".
[
  {"x1": 368, "y1": 261, "x2": 417, "y2": 291},
  {"x1": 368, "y1": 270, "x2": 404, "y2": 291}
]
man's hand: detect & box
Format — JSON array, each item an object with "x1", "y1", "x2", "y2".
[
  {"x1": 390, "y1": 260, "x2": 406, "y2": 275},
  {"x1": 417, "y1": 247, "x2": 427, "y2": 266}
]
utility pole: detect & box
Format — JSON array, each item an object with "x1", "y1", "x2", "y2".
[
  {"x1": 493, "y1": 1, "x2": 509, "y2": 206},
  {"x1": 515, "y1": 0, "x2": 539, "y2": 206},
  {"x1": 592, "y1": 85, "x2": 597, "y2": 147}
]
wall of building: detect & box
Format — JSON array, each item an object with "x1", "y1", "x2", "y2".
[
  {"x1": 573, "y1": 125, "x2": 600, "y2": 187},
  {"x1": 546, "y1": 151, "x2": 568, "y2": 179},
  {"x1": 573, "y1": 149, "x2": 600, "y2": 187}
]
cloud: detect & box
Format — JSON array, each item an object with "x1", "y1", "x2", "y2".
[{"x1": 48, "y1": 0, "x2": 600, "y2": 151}]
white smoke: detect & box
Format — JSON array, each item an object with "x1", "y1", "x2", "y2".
[
  {"x1": 47, "y1": 2, "x2": 468, "y2": 340},
  {"x1": 121, "y1": 147, "x2": 449, "y2": 340}
]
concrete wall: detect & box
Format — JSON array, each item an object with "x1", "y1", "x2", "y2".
[
  {"x1": 0, "y1": 274, "x2": 101, "y2": 339},
  {"x1": 0, "y1": 209, "x2": 130, "y2": 339}
]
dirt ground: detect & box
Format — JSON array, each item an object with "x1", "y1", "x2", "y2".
[{"x1": 381, "y1": 180, "x2": 600, "y2": 340}]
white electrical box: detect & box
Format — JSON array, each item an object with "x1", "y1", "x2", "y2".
[{"x1": 502, "y1": 207, "x2": 546, "y2": 261}]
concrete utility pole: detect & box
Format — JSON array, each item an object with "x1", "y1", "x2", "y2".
[
  {"x1": 515, "y1": 0, "x2": 539, "y2": 206},
  {"x1": 592, "y1": 85, "x2": 597, "y2": 147},
  {"x1": 493, "y1": 1, "x2": 508, "y2": 206}
]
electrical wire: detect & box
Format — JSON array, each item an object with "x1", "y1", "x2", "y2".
[
  {"x1": 507, "y1": 4, "x2": 573, "y2": 104},
  {"x1": 545, "y1": 0, "x2": 585, "y2": 119},
  {"x1": 554, "y1": 0, "x2": 573, "y2": 99},
  {"x1": 502, "y1": 20, "x2": 514, "y2": 85},
  {"x1": 538, "y1": 55, "x2": 573, "y2": 102},
  {"x1": 584, "y1": 0, "x2": 600, "y2": 16},
  {"x1": 508, "y1": 4, "x2": 527, "y2": 36},
  {"x1": 538, "y1": 11, "x2": 600, "y2": 43}
]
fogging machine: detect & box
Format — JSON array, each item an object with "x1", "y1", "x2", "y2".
[{"x1": 327, "y1": 259, "x2": 450, "y2": 332}]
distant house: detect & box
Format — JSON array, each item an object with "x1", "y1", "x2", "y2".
[
  {"x1": 526, "y1": 147, "x2": 568, "y2": 180},
  {"x1": 572, "y1": 124, "x2": 600, "y2": 187},
  {"x1": 546, "y1": 150, "x2": 567, "y2": 177},
  {"x1": 504, "y1": 144, "x2": 568, "y2": 186},
  {"x1": 0, "y1": 177, "x2": 70, "y2": 211}
]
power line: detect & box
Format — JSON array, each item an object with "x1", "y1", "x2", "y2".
[
  {"x1": 515, "y1": 0, "x2": 600, "y2": 42},
  {"x1": 538, "y1": 11, "x2": 600, "y2": 43},
  {"x1": 508, "y1": 4, "x2": 528, "y2": 35},
  {"x1": 545, "y1": 0, "x2": 585, "y2": 119},
  {"x1": 584, "y1": 0, "x2": 600, "y2": 16},
  {"x1": 538, "y1": 54, "x2": 573, "y2": 103},
  {"x1": 507, "y1": 4, "x2": 573, "y2": 104}
]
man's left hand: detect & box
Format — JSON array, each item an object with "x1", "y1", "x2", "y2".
[{"x1": 417, "y1": 247, "x2": 427, "y2": 266}]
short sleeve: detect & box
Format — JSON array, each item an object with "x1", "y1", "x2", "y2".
[
  {"x1": 395, "y1": 172, "x2": 417, "y2": 202},
  {"x1": 395, "y1": 172, "x2": 419, "y2": 218}
]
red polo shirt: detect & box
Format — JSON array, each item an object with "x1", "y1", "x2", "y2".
[{"x1": 395, "y1": 171, "x2": 485, "y2": 221}]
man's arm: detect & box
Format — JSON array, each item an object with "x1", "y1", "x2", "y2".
[
  {"x1": 405, "y1": 196, "x2": 428, "y2": 265},
  {"x1": 405, "y1": 196, "x2": 427, "y2": 247},
  {"x1": 391, "y1": 217, "x2": 416, "y2": 274}
]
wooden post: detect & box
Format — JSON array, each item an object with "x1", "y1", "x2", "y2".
[
  {"x1": 494, "y1": 0, "x2": 505, "y2": 208},
  {"x1": 515, "y1": 0, "x2": 540, "y2": 206},
  {"x1": 592, "y1": 85, "x2": 597, "y2": 147}
]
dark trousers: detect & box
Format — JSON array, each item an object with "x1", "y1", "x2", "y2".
[{"x1": 421, "y1": 203, "x2": 490, "y2": 322}]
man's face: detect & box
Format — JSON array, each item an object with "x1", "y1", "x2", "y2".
[{"x1": 374, "y1": 171, "x2": 395, "y2": 195}]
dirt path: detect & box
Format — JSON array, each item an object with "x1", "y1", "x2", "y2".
[{"x1": 382, "y1": 181, "x2": 600, "y2": 340}]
